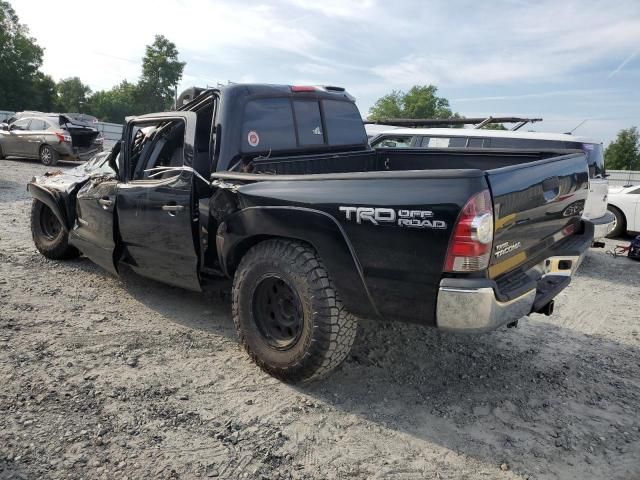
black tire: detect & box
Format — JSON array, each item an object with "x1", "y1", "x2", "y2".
[
  {"x1": 30, "y1": 199, "x2": 79, "y2": 260},
  {"x1": 232, "y1": 239, "x2": 357, "y2": 383},
  {"x1": 39, "y1": 144, "x2": 59, "y2": 166},
  {"x1": 0, "y1": 144, "x2": 5, "y2": 159},
  {"x1": 606, "y1": 206, "x2": 626, "y2": 238}
]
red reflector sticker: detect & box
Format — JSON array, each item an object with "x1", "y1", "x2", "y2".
[{"x1": 247, "y1": 130, "x2": 260, "y2": 147}]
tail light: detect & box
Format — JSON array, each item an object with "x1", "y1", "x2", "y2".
[
  {"x1": 444, "y1": 189, "x2": 494, "y2": 272},
  {"x1": 55, "y1": 132, "x2": 72, "y2": 143}
]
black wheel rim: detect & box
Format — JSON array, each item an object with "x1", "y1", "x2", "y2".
[
  {"x1": 252, "y1": 276, "x2": 304, "y2": 350},
  {"x1": 40, "y1": 147, "x2": 52, "y2": 165},
  {"x1": 39, "y1": 205, "x2": 62, "y2": 239}
]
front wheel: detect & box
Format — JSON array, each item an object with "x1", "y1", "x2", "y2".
[
  {"x1": 232, "y1": 239, "x2": 357, "y2": 383},
  {"x1": 30, "y1": 200, "x2": 79, "y2": 259},
  {"x1": 39, "y1": 145, "x2": 59, "y2": 166}
]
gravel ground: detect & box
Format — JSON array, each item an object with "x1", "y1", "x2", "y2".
[{"x1": 1, "y1": 157, "x2": 639, "y2": 480}]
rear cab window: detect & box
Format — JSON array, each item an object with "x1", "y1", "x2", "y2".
[
  {"x1": 240, "y1": 97, "x2": 366, "y2": 153},
  {"x1": 322, "y1": 99, "x2": 367, "y2": 146},
  {"x1": 241, "y1": 98, "x2": 296, "y2": 152}
]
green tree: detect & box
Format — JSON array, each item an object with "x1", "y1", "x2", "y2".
[
  {"x1": 0, "y1": 1, "x2": 45, "y2": 111},
  {"x1": 87, "y1": 80, "x2": 140, "y2": 123},
  {"x1": 55, "y1": 77, "x2": 92, "y2": 112},
  {"x1": 605, "y1": 127, "x2": 640, "y2": 171},
  {"x1": 136, "y1": 35, "x2": 185, "y2": 112},
  {"x1": 368, "y1": 85, "x2": 454, "y2": 120}
]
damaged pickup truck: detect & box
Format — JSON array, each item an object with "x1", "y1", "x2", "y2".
[{"x1": 28, "y1": 84, "x2": 593, "y2": 382}]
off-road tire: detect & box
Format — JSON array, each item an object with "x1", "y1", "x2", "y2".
[
  {"x1": 606, "y1": 205, "x2": 626, "y2": 238},
  {"x1": 232, "y1": 239, "x2": 357, "y2": 383},
  {"x1": 39, "y1": 145, "x2": 59, "y2": 166},
  {"x1": 30, "y1": 199, "x2": 79, "y2": 260}
]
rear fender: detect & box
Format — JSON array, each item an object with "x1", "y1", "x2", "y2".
[
  {"x1": 217, "y1": 206, "x2": 379, "y2": 319},
  {"x1": 27, "y1": 183, "x2": 72, "y2": 231}
]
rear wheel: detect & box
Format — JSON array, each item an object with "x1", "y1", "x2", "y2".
[
  {"x1": 30, "y1": 199, "x2": 79, "y2": 259},
  {"x1": 39, "y1": 145, "x2": 59, "y2": 166},
  {"x1": 232, "y1": 239, "x2": 357, "y2": 383},
  {"x1": 606, "y1": 206, "x2": 626, "y2": 238}
]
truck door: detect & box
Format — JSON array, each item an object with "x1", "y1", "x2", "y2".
[
  {"x1": 69, "y1": 176, "x2": 119, "y2": 275},
  {"x1": 115, "y1": 112, "x2": 201, "y2": 291}
]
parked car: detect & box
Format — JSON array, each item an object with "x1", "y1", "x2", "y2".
[
  {"x1": 368, "y1": 127, "x2": 614, "y2": 241},
  {"x1": 27, "y1": 84, "x2": 593, "y2": 383},
  {"x1": 0, "y1": 113, "x2": 103, "y2": 165},
  {"x1": 606, "y1": 184, "x2": 640, "y2": 237}
]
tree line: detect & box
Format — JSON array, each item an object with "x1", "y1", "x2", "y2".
[{"x1": 0, "y1": 1, "x2": 184, "y2": 123}]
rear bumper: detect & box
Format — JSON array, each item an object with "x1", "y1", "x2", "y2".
[
  {"x1": 588, "y1": 211, "x2": 615, "y2": 240},
  {"x1": 435, "y1": 221, "x2": 593, "y2": 333}
]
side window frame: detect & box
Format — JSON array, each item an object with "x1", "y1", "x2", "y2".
[
  {"x1": 12, "y1": 119, "x2": 31, "y2": 131},
  {"x1": 121, "y1": 112, "x2": 197, "y2": 184}
]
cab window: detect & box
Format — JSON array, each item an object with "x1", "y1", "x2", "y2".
[{"x1": 127, "y1": 119, "x2": 185, "y2": 181}]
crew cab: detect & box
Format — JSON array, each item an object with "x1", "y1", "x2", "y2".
[
  {"x1": 28, "y1": 84, "x2": 593, "y2": 383},
  {"x1": 369, "y1": 127, "x2": 614, "y2": 241}
]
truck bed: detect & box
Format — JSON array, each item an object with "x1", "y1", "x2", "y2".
[
  {"x1": 246, "y1": 147, "x2": 581, "y2": 175},
  {"x1": 214, "y1": 148, "x2": 590, "y2": 324}
]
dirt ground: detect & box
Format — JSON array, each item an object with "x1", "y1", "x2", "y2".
[{"x1": 1, "y1": 157, "x2": 639, "y2": 480}]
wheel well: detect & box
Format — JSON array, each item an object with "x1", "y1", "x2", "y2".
[{"x1": 226, "y1": 235, "x2": 314, "y2": 277}]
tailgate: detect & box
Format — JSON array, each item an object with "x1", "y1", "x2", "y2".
[{"x1": 486, "y1": 152, "x2": 589, "y2": 278}]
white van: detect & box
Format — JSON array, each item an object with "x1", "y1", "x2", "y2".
[{"x1": 367, "y1": 127, "x2": 614, "y2": 241}]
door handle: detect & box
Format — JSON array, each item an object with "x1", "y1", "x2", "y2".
[
  {"x1": 98, "y1": 197, "x2": 112, "y2": 208},
  {"x1": 162, "y1": 204, "x2": 185, "y2": 212}
]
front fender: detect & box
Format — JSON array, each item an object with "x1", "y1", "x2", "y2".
[
  {"x1": 218, "y1": 206, "x2": 379, "y2": 319},
  {"x1": 27, "y1": 183, "x2": 71, "y2": 231}
]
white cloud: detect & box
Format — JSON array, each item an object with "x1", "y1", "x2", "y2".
[
  {"x1": 283, "y1": 0, "x2": 376, "y2": 18},
  {"x1": 11, "y1": 0, "x2": 324, "y2": 89}
]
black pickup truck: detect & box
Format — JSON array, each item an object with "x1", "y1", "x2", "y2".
[{"x1": 28, "y1": 84, "x2": 593, "y2": 382}]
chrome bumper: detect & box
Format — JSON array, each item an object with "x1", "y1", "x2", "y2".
[
  {"x1": 588, "y1": 211, "x2": 615, "y2": 240},
  {"x1": 436, "y1": 285, "x2": 536, "y2": 333},
  {"x1": 436, "y1": 253, "x2": 585, "y2": 333}
]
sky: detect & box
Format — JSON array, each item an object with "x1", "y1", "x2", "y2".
[{"x1": 10, "y1": 0, "x2": 640, "y2": 144}]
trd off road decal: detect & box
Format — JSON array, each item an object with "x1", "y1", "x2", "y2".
[{"x1": 339, "y1": 206, "x2": 447, "y2": 229}]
